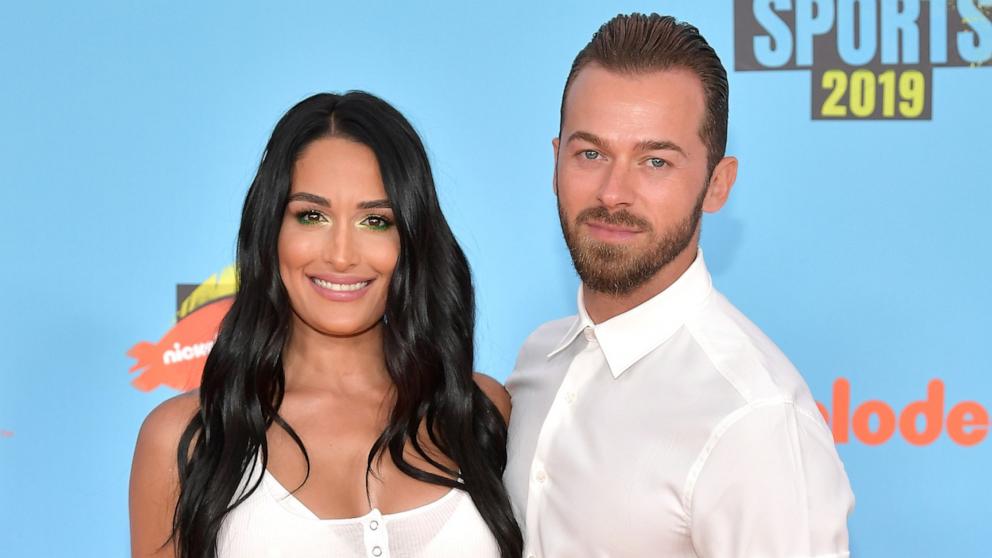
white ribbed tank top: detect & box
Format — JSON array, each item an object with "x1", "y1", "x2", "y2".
[{"x1": 216, "y1": 458, "x2": 500, "y2": 558}]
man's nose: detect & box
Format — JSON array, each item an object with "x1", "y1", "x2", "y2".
[{"x1": 596, "y1": 163, "x2": 635, "y2": 209}]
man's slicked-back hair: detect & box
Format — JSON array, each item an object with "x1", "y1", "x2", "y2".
[{"x1": 560, "y1": 13, "x2": 729, "y2": 175}]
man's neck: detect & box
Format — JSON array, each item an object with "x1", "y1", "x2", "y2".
[{"x1": 582, "y1": 243, "x2": 699, "y2": 324}]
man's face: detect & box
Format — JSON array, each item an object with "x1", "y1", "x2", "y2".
[{"x1": 554, "y1": 65, "x2": 729, "y2": 296}]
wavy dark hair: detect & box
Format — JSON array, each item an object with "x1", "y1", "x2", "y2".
[{"x1": 171, "y1": 91, "x2": 522, "y2": 557}]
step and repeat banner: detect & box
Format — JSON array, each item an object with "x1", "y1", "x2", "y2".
[{"x1": 1, "y1": 1, "x2": 988, "y2": 556}]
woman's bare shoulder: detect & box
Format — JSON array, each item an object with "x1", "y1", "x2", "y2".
[
  {"x1": 132, "y1": 391, "x2": 200, "y2": 480},
  {"x1": 130, "y1": 391, "x2": 199, "y2": 557},
  {"x1": 472, "y1": 373, "x2": 511, "y2": 424},
  {"x1": 136, "y1": 391, "x2": 200, "y2": 453}
]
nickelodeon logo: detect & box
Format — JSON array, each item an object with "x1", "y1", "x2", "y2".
[
  {"x1": 816, "y1": 378, "x2": 988, "y2": 446},
  {"x1": 163, "y1": 339, "x2": 217, "y2": 365},
  {"x1": 127, "y1": 266, "x2": 236, "y2": 392}
]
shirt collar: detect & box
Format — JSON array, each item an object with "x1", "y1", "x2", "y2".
[{"x1": 547, "y1": 249, "x2": 714, "y2": 379}]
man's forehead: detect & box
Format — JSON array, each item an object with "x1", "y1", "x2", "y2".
[{"x1": 562, "y1": 65, "x2": 707, "y2": 144}]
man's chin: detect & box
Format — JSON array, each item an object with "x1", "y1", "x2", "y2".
[
  {"x1": 575, "y1": 270, "x2": 645, "y2": 297},
  {"x1": 576, "y1": 238, "x2": 647, "y2": 261}
]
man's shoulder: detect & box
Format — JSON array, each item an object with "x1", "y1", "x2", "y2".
[
  {"x1": 507, "y1": 315, "x2": 576, "y2": 380},
  {"x1": 518, "y1": 315, "x2": 576, "y2": 356},
  {"x1": 688, "y1": 290, "x2": 815, "y2": 406}
]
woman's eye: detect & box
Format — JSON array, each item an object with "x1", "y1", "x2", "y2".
[
  {"x1": 648, "y1": 158, "x2": 667, "y2": 168},
  {"x1": 582, "y1": 150, "x2": 601, "y2": 160},
  {"x1": 361, "y1": 215, "x2": 393, "y2": 231},
  {"x1": 296, "y1": 210, "x2": 325, "y2": 225}
]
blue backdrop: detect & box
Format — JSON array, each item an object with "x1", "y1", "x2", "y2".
[{"x1": 1, "y1": 1, "x2": 989, "y2": 556}]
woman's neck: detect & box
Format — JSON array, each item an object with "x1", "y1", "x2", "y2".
[{"x1": 281, "y1": 317, "x2": 392, "y2": 396}]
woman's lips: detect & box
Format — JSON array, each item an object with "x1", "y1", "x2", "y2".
[{"x1": 308, "y1": 275, "x2": 374, "y2": 302}]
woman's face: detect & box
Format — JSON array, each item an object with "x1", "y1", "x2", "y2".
[{"x1": 278, "y1": 137, "x2": 400, "y2": 338}]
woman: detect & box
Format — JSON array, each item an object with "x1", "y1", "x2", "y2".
[{"x1": 130, "y1": 91, "x2": 523, "y2": 558}]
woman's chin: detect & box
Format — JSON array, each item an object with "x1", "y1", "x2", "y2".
[{"x1": 303, "y1": 317, "x2": 384, "y2": 339}]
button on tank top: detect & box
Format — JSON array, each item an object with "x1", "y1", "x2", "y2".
[{"x1": 216, "y1": 458, "x2": 501, "y2": 558}]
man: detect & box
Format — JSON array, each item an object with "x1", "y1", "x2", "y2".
[{"x1": 505, "y1": 13, "x2": 854, "y2": 558}]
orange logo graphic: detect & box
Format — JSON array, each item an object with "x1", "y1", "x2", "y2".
[
  {"x1": 0, "y1": 430, "x2": 13, "y2": 439},
  {"x1": 127, "y1": 267, "x2": 236, "y2": 392},
  {"x1": 817, "y1": 378, "x2": 989, "y2": 446}
]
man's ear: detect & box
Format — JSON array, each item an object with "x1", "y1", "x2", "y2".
[
  {"x1": 703, "y1": 156, "x2": 738, "y2": 213},
  {"x1": 552, "y1": 137, "x2": 560, "y2": 195}
]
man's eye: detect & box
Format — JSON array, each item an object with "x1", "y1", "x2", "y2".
[
  {"x1": 648, "y1": 158, "x2": 667, "y2": 168},
  {"x1": 582, "y1": 150, "x2": 601, "y2": 160}
]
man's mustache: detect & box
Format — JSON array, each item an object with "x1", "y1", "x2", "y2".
[{"x1": 575, "y1": 206, "x2": 652, "y2": 232}]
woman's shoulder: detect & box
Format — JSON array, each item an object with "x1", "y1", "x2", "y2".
[
  {"x1": 130, "y1": 391, "x2": 200, "y2": 557},
  {"x1": 472, "y1": 373, "x2": 511, "y2": 424},
  {"x1": 134, "y1": 391, "x2": 200, "y2": 463}
]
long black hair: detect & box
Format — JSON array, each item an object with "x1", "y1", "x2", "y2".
[{"x1": 171, "y1": 91, "x2": 522, "y2": 558}]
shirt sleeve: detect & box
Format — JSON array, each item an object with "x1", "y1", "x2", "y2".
[{"x1": 687, "y1": 401, "x2": 855, "y2": 558}]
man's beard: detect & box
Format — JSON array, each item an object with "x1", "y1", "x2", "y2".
[{"x1": 558, "y1": 189, "x2": 705, "y2": 297}]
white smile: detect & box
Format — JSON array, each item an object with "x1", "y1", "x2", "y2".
[{"x1": 311, "y1": 278, "x2": 370, "y2": 292}]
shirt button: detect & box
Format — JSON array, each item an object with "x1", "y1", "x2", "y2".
[
  {"x1": 372, "y1": 546, "x2": 383, "y2": 557},
  {"x1": 566, "y1": 391, "x2": 577, "y2": 404},
  {"x1": 369, "y1": 519, "x2": 379, "y2": 531},
  {"x1": 582, "y1": 327, "x2": 595, "y2": 341},
  {"x1": 535, "y1": 469, "x2": 547, "y2": 483}
]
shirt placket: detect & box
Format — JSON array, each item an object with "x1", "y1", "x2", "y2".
[
  {"x1": 362, "y1": 510, "x2": 390, "y2": 558},
  {"x1": 524, "y1": 327, "x2": 604, "y2": 558}
]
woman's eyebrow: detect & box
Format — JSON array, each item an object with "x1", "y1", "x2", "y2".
[
  {"x1": 358, "y1": 199, "x2": 392, "y2": 209},
  {"x1": 287, "y1": 193, "x2": 391, "y2": 210},
  {"x1": 287, "y1": 192, "x2": 329, "y2": 206}
]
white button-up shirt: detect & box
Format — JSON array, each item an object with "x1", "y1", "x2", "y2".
[{"x1": 505, "y1": 253, "x2": 854, "y2": 558}]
